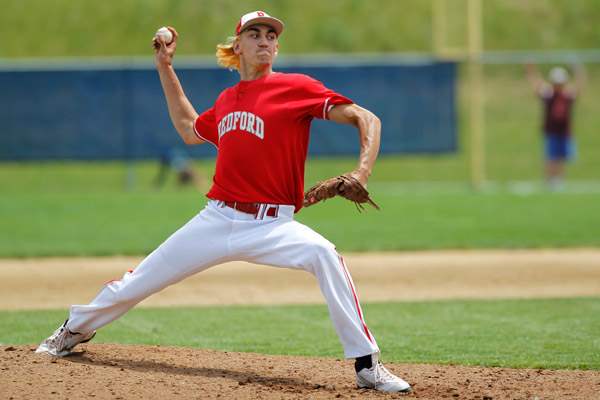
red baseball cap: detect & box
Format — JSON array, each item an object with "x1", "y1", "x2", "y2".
[{"x1": 235, "y1": 11, "x2": 284, "y2": 36}]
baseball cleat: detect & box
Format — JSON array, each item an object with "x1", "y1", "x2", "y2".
[
  {"x1": 356, "y1": 354, "x2": 412, "y2": 393},
  {"x1": 36, "y1": 320, "x2": 96, "y2": 357}
]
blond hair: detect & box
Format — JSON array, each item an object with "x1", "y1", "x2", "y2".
[{"x1": 216, "y1": 36, "x2": 240, "y2": 70}]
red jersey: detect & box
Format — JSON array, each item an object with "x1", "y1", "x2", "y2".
[{"x1": 194, "y1": 72, "x2": 353, "y2": 212}]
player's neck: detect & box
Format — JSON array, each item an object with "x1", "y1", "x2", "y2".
[{"x1": 239, "y1": 63, "x2": 273, "y2": 82}]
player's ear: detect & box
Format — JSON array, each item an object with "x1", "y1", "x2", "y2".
[
  {"x1": 274, "y1": 43, "x2": 279, "y2": 56},
  {"x1": 233, "y1": 37, "x2": 241, "y2": 55}
]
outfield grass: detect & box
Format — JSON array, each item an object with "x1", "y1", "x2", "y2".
[
  {"x1": 2, "y1": 0, "x2": 599, "y2": 57},
  {"x1": 2, "y1": 298, "x2": 599, "y2": 370},
  {"x1": 1, "y1": 172, "x2": 599, "y2": 257}
]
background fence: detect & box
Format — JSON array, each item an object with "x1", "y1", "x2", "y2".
[{"x1": 0, "y1": 60, "x2": 457, "y2": 161}]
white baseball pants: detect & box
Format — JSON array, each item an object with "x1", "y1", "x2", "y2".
[{"x1": 67, "y1": 200, "x2": 379, "y2": 358}]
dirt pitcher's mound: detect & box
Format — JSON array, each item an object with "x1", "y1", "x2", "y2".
[{"x1": 2, "y1": 345, "x2": 599, "y2": 400}]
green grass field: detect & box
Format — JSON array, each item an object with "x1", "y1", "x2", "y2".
[
  {"x1": 1, "y1": 181, "x2": 599, "y2": 257},
  {"x1": 2, "y1": 298, "x2": 599, "y2": 370},
  {"x1": 2, "y1": 0, "x2": 599, "y2": 57},
  {"x1": 1, "y1": 155, "x2": 599, "y2": 257}
]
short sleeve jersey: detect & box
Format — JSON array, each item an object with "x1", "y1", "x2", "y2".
[{"x1": 194, "y1": 72, "x2": 353, "y2": 212}]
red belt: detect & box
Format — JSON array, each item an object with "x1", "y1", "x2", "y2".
[
  {"x1": 220, "y1": 201, "x2": 280, "y2": 218},
  {"x1": 222, "y1": 201, "x2": 260, "y2": 214}
]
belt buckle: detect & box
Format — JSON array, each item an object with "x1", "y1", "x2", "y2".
[
  {"x1": 266, "y1": 205, "x2": 279, "y2": 218},
  {"x1": 221, "y1": 200, "x2": 277, "y2": 218}
]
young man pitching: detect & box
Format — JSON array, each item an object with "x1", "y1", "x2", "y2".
[{"x1": 36, "y1": 11, "x2": 411, "y2": 394}]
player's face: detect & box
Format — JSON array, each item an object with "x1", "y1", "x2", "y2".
[{"x1": 236, "y1": 25, "x2": 279, "y2": 68}]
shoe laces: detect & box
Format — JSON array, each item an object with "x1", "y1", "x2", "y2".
[
  {"x1": 46, "y1": 325, "x2": 70, "y2": 350},
  {"x1": 374, "y1": 362, "x2": 399, "y2": 384}
]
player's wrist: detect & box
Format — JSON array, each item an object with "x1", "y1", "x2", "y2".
[
  {"x1": 345, "y1": 171, "x2": 368, "y2": 188},
  {"x1": 155, "y1": 58, "x2": 174, "y2": 69},
  {"x1": 354, "y1": 168, "x2": 370, "y2": 184}
]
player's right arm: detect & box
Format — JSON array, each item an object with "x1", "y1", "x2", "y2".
[
  {"x1": 525, "y1": 64, "x2": 552, "y2": 99},
  {"x1": 525, "y1": 63, "x2": 550, "y2": 98},
  {"x1": 153, "y1": 27, "x2": 204, "y2": 145}
]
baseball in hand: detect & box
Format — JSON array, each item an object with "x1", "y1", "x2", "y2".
[{"x1": 155, "y1": 27, "x2": 173, "y2": 44}]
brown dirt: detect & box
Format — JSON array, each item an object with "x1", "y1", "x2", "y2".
[
  {"x1": 1, "y1": 249, "x2": 599, "y2": 399},
  {"x1": 1, "y1": 249, "x2": 599, "y2": 309},
  {"x1": 2, "y1": 344, "x2": 599, "y2": 400}
]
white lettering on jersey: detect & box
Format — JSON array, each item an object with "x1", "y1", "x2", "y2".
[
  {"x1": 239, "y1": 112, "x2": 248, "y2": 130},
  {"x1": 218, "y1": 111, "x2": 264, "y2": 140},
  {"x1": 217, "y1": 118, "x2": 224, "y2": 136},
  {"x1": 226, "y1": 113, "x2": 234, "y2": 131},
  {"x1": 233, "y1": 112, "x2": 241, "y2": 129},
  {"x1": 255, "y1": 116, "x2": 264, "y2": 139},
  {"x1": 246, "y1": 114, "x2": 255, "y2": 134}
]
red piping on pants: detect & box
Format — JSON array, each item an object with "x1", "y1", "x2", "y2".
[{"x1": 338, "y1": 255, "x2": 374, "y2": 343}]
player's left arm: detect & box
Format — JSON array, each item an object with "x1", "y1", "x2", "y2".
[{"x1": 327, "y1": 104, "x2": 381, "y2": 186}]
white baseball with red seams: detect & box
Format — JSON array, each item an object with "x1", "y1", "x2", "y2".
[
  {"x1": 48, "y1": 9, "x2": 392, "y2": 371},
  {"x1": 155, "y1": 27, "x2": 173, "y2": 44}
]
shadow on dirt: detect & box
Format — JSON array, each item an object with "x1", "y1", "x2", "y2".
[{"x1": 66, "y1": 351, "x2": 335, "y2": 392}]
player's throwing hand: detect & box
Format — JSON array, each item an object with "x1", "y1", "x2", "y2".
[{"x1": 153, "y1": 26, "x2": 178, "y2": 66}]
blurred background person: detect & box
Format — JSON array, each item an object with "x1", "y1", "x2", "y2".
[
  {"x1": 154, "y1": 146, "x2": 203, "y2": 189},
  {"x1": 526, "y1": 63, "x2": 586, "y2": 190}
]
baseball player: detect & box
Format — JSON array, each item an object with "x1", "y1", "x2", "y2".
[{"x1": 36, "y1": 11, "x2": 411, "y2": 393}]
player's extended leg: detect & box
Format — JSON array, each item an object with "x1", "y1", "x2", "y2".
[
  {"x1": 236, "y1": 213, "x2": 410, "y2": 392},
  {"x1": 37, "y1": 202, "x2": 233, "y2": 355},
  {"x1": 234, "y1": 210, "x2": 376, "y2": 358}
]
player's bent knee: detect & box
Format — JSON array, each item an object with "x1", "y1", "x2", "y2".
[
  {"x1": 308, "y1": 239, "x2": 336, "y2": 256},
  {"x1": 306, "y1": 240, "x2": 338, "y2": 271}
]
